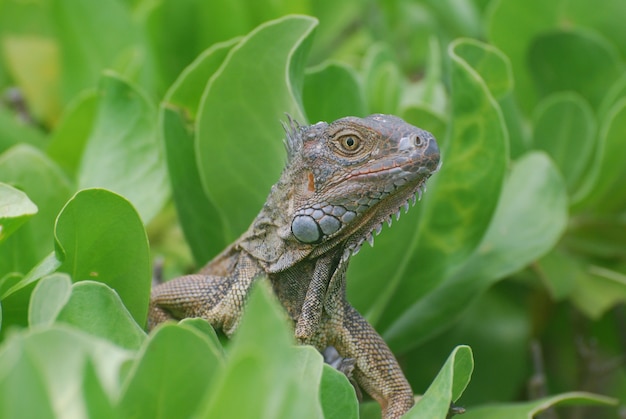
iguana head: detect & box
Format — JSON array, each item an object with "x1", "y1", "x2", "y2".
[
  {"x1": 242, "y1": 114, "x2": 439, "y2": 271},
  {"x1": 284, "y1": 114, "x2": 440, "y2": 258}
]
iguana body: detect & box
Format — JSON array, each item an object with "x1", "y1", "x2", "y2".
[{"x1": 149, "y1": 114, "x2": 440, "y2": 418}]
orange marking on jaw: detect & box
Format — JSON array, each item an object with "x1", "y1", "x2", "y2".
[{"x1": 307, "y1": 172, "x2": 315, "y2": 192}]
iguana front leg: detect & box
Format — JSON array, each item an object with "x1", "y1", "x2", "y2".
[
  {"x1": 328, "y1": 304, "x2": 414, "y2": 418},
  {"x1": 148, "y1": 252, "x2": 261, "y2": 335}
]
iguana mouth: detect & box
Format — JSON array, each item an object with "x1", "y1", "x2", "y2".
[{"x1": 341, "y1": 179, "x2": 430, "y2": 261}]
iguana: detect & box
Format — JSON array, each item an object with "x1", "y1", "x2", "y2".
[{"x1": 149, "y1": 114, "x2": 440, "y2": 418}]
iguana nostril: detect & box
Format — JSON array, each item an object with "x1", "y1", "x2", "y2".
[{"x1": 413, "y1": 134, "x2": 423, "y2": 147}]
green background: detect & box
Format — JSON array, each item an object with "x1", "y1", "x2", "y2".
[{"x1": 0, "y1": 0, "x2": 625, "y2": 417}]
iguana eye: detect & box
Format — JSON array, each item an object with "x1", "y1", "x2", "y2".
[{"x1": 338, "y1": 135, "x2": 361, "y2": 153}]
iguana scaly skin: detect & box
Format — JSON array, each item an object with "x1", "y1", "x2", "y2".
[{"x1": 149, "y1": 114, "x2": 440, "y2": 418}]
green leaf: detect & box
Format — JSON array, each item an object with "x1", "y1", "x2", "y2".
[
  {"x1": 51, "y1": 0, "x2": 142, "y2": 102},
  {"x1": 0, "y1": 326, "x2": 135, "y2": 418},
  {"x1": 196, "y1": 15, "x2": 317, "y2": 241},
  {"x1": 384, "y1": 152, "x2": 568, "y2": 351},
  {"x1": 78, "y1": 73, "x2": 169, "y2": 224},
  {"x1": 0, "y1": 145, "x2": 73, "y2": 276},
  {"x1": 320, "y1": 364, "x2": 359, "y2": 419},
  {"x1": 82, "y1": 358, "x2": 117, "y2": 419},
  {"x1": 362, "y1": 43, "x2": 402, "y2": 114},
  {"x1": 405, "y1": 345, "x2": 474, "y2": 418},
  {"x1": 0, "y1": 182, "x2": 38, "y2": 244},
  {"x1": 576, "y1": 98, "x2": 626, "y2": 212},
  {"x1": 56, "y1": 281, "x2": 146, "y2": 349},
  {"x1": 160, "y1": 40, "x2": 239, "y2": 263},
  {"x1": 54, "y1": 188, "x2": 151, "y2": 326},
  {"x1": 570, "y1": 265, "x2": 626, "y2": 319},
  {"x1": 0, "y1": 338, "x2": 56, "y2": 419},
  {"x1": 461, "y1": 392, "x2": 616, "y2": 419},
  {"x1": 401, "y1": 106, "x2": 447, "y2": 145},
  {"x1": 28, "y1": 273, "x2": 72, "y2": 327},
  {"x1": 452, "y1": 38, "x2": 513, "y2": 100},
  {"x1": 303, "y1": 62, "x2": 366, "y2": 122},
  {"x1": 178, "y1": 318, "x2": 223, "y2": 356},
  {"x1": 1, "y1": 252, "x2": 61, "y2": 300},
  {"x1": 198, "y1": 280, "x2": 324, "y2": 419},
  {"x1": 488, "y1": 0, "x2": 560, "y2": 112},
  {"x1": 528, "y1": 29, "x2": 624, "y2": 110},
  {"x1": 118, "y1": 323, "x2": 223, "y2": 418},
  {"x1": 532, "y1": 92, "x2": 596, "y2": 197},
  {"x1": 366, "y1": 37, "x2": 509, "y2": 332}
]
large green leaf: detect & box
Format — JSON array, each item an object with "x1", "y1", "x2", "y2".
[
  {"x1": 55, "y1": 281, "x2": 146, "y2": 349},
  {"x1": 0, "y1": 145, "x2": 72, "y2": 276},
  {"x1": 54, "y1": 188, "x2": 151, "y2": 326},
  {"x1": 0, "y1": 326, "x2": 134, "y2": 418},
  {"x1": 196, "y1": 15, "x2": 317, "y2": 241},
  {"x1": 384, "y1": 152, "x2": 567, "y2": 351},
  {"x1": 118, "y1": 323, "x2": 223, "y2": 418},
  {"x1": 319, "y1": 364, "x2": 359, "y2": 419},
  {"x1": 160, "y1": 40, "x2": 239, "y2": 264},
  {"x1": 198, "y1": 280, "x2": 324, "y2": 419},
  {"x1": 364, "y1": 38, "x2": 508, "y2": 330},
  {"x1": 0, "y1": 182, "x2": 37, "y2": 245},
  {"x1": 406, "y1": 345, "x2": 473, "y2": 419},
  {"x1": 78, "y1": 73, "x2": 169, "y2": 223}
]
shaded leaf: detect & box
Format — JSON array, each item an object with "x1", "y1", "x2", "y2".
[{"x1": 384, "y1": 152, "x2": 567, "y2": 351}]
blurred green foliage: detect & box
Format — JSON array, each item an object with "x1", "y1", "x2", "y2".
[{"x1": 0, "y1": 0, "x2": 625, "y2": 417}]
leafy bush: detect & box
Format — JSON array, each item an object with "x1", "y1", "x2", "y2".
[{"x1": 1, "y1": 0, "x2": 625, "y2": 417}]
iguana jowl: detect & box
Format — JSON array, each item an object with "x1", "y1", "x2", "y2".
[{"x1": 149, "y1": 114, "x2": 440, "y2": 418}]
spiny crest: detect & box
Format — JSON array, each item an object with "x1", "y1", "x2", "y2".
[{"x1": 282, "y1": 114, "x2": 303, "y2": 163}]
